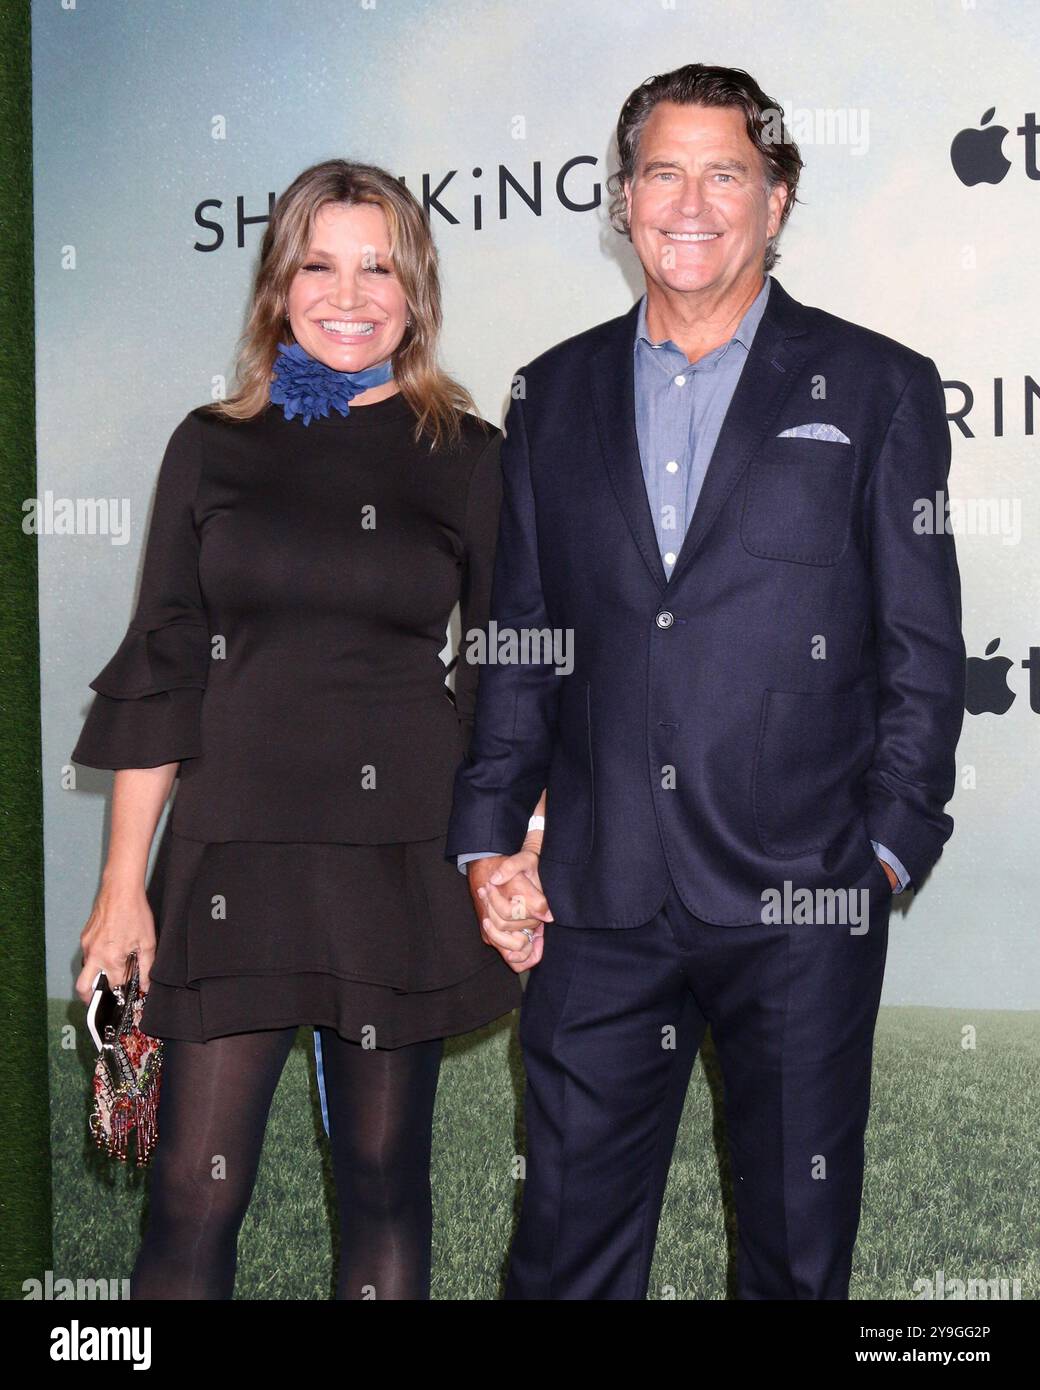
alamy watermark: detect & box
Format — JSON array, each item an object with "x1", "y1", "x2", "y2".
[
  {"x1": 22, "y1": 493, "x2": 131, "y2": 545},
  {"x1": 462, "y1": 622, "x2": 574, "y2": 675},
  {"x1": 761, "y1": 881, "x2": 874, "y2": 934},
  {"x1": 914, "y1": 493, "x2": 1022, "y2": 546},
  {"x1": 913, "y1": 1268, "x2": 1022, "y2": 1300},
  {"x1": 23, "y1": 1270, "x2": 130, "y2": 1300}
]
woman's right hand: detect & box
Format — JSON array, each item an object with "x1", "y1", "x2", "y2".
[{"x1": 75, "y1": 881, "x2": 157, "y2": 1003}]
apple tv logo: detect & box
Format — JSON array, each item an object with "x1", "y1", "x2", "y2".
[
  {"x1": 965, "y1": 639, "x2": 1040, "y2": 714},
  {"x1": 950, "y1": 107, "x2": 1040, "y2": 186}
]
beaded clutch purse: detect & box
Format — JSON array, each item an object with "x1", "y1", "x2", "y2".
[{"x1": 87, "y1": 951, "x2": 163, "y2": 1165}]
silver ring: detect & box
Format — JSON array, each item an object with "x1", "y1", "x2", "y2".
[{"x1": 520, "y1": 927, "x2": 535, "y2": 945}]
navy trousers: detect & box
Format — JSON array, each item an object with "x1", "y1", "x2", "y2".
[{"x1": 505, "y1": 864, "x2": 892, "y2": 1300}]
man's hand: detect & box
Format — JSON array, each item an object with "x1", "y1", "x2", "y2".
[
  {"x1": 466, "y1": 850, "x2": 553, "y2": 973},
  {"x1": 877, "y1": 857, "x2": 899, "y2": 892}
]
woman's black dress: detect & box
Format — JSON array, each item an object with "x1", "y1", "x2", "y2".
[{"x1": 71, "y1": 391, "x2": 521, "y2": 1047}]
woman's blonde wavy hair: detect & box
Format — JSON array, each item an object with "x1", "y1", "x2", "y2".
[{"x1": 204, "y1": 159, "x2": 480, "y2": 451}]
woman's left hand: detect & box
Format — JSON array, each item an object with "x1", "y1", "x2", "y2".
[{"x1": 477, "y1": 849, "x2": 553, "y2": 972}]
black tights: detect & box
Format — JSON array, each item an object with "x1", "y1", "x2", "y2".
[{"x1": 130, "y1": 1026, "x2": 443, "y2": 1300}]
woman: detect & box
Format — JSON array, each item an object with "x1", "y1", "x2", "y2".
[{"x1": 72, "y1": 159, "x2": 547, "y2": 1300}]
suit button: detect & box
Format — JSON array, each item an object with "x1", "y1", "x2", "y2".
[{"x1": 656, "y1": 611, "x2": 674, "y2": 629}]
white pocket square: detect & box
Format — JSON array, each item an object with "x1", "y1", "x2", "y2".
[{"x1": 776, "y1": 423, "x2": 851, "y2": 444}]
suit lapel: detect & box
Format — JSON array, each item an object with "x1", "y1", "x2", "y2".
[
  {"x1": 589, "y1": 276, "x2": 814, "y2": 595},
  {"x1": 589, "y1": 301, "x2": 667, "y2": 591}
]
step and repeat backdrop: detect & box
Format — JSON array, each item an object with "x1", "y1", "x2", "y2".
[{"x1": 34, "y1": 0, "x2": 1038, "y2": 1013}]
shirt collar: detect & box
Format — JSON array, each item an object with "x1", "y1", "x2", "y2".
[{"x1": 634, "y1": 274, "x2": 772, "y2": 358}]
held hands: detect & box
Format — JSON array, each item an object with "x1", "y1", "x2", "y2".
[
  {"x1": 467, "y1": 849, "x2": 553, "y2": 974},
  {"x1": 75, "y1": 879, "x2": 156, "y2": 1004}
]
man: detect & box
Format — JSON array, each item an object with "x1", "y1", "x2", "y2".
[{"x1": 445, "y1": 63, "x2": 965, "y2": 1299}]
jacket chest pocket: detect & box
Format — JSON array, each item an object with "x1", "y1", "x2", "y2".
[{"x1": 741, "y1": 439, "x2": 856, "y2": 566}]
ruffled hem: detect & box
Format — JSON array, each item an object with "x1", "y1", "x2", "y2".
[
  {"x1": 72, "y1": 619, "x2": 211, "y2": 770},
  {"x1": 139, "y1": 962, "x2": 520, "y2": 1049},
  {"x1": 89, "y1": 619, "x2": 210, "y2": 700},
  {"x1": 72, "y1": 687, "x2": 205, "y2": 769},
  {"x1": 144, "y1": 821, "x2": 518, "y2": 1003}
]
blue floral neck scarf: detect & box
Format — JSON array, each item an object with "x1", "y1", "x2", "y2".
[{"x1": 269, "y1": 341, "x2": 396, "y2": 425}]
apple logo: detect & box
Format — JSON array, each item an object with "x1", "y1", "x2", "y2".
[
  {"x1": 965, "y1": 638, "x2": 1015, "y2": 715},
  {"x1": 951, "y1": 108, "x2": 1012, "y2": 186}
]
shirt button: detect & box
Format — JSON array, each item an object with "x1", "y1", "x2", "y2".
[
  {"x1": 664, "y1": 552, "x2": 676, "y2": 566},
  {"x1": 656, "y1": 611, "x2": 674, "y2": 629},
  {"x1": 674, "y1": 375, "x2": 687, "y2": 387},
  {"x1": 665, "y1": 460, "x2": 679, "y2": 474}
]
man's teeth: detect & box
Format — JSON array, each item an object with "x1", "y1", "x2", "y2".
[
  {"x1": 319, "y1": 320, "x2": 376, "y2": 334},
  {"x1": 663, "y1": 231, "x2": 721, "y2": 241}
]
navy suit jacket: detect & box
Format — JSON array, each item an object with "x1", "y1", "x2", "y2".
[{"x1": 445, "y1": 276, "x2": 966, "y2": 927}]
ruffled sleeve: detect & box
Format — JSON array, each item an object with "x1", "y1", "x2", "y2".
[
  {"x1": 453, "y1": 428, "x2": 503, "y2": 758},
  {"x1": 71, "y1": 412, "x2": 211, "y2": 770}
]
